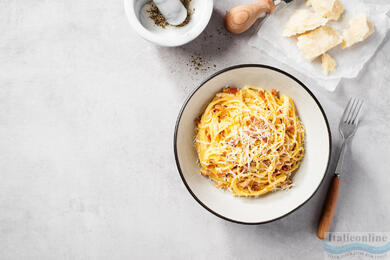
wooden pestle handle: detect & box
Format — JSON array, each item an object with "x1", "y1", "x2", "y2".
[
  {"x1": 317, "y1": 176, "x2": 340, "y2": 239},
  {"x1": 224, "y1": 0, "x2": 275, "y2": 34}
]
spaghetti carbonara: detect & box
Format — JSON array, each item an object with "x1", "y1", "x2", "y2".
[{"x1": 195, "y1": 87, "x2": 305, "y2": 197}]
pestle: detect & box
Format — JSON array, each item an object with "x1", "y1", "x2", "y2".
[
  {"x1": 224, "y1": 0, "x2": 275, "y2": 34},
  {"x1": 153, "y1": 0, "x2": 187, "y2": 26}
]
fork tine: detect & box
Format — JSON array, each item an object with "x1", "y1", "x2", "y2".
[
  {"x1": 351, "y1": 100, "x2": 364, "y2": 125},
  {"x1": 347, "y1": 99, "x2": 362, "y2": 124},
  {"x1": 341, "y1": 98, "x2": 354, "y2": 123},
  {"x1": 345, "y1": 98, "x2": 358, "y2": 123}
]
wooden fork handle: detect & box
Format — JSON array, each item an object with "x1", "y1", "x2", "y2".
[
  {"x1": 224, "y1": 0, "x2": 275, "y2": 34},
  {"x1": 317, "y1": 175, "x2": 340, "y2": 239}
]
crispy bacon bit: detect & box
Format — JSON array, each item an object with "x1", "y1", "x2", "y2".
[
  {"x1": 282, "y1": 165, "x2": 291, "y2": 171},
  {"x1": 258, "y1": 90, "x2": 266, "y2": 100},
  {"x1": 257, "y1": 121, "x2": 265, "y2": 128},
  {"x1": 244, "y1": 181, "x2": 253, "y2": 189},
  {"x1": 276, "y1": 163, "x2": 282, "y2": 170},
  {"x1": 286, "y1": 125, "x2": 295, "y2": 132},
  {"x1": 264, "y1": 160, "x2": 271, "y2": 167},
  {"x1": 271, "y1": 89, "x2": 279, "y2": 97},
  {"x1": 216, "y1": 183, "x2": 228, "y2": 189},
  {"x1": 195, "y1": 117, "x2": 201, "y2": 124},
  {"x1": 201, "y1": 170, "x2": 210, "y2": 176},
  {"x1": 249, "y1": 116, "x2": 265, "y2": 128},
  {"x1": 207, "y1": 165, "x2": 214, "y2": 169},
  {"x1": 262, "y1": 137, "x2": 268, "y2": 142},
  {"x1": 226, "y1": 137, "x2": 236, "y2": 146},
  {"x1": 251, "y1": 183, "x2": 259, "y2": 191},
  {"x1": 222, "y1": 87, "x2": 239, "y2": 95},
  {"x1": 207, "y1": 134, "x2": 211, "y2": 142}
]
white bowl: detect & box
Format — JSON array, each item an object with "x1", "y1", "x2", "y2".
[
  {"x1": 174, "y1": 65, "x2": 331, "y2": 224},
  {"x1": 124, "y1": 0, "x2": 213, "y2": 47}
]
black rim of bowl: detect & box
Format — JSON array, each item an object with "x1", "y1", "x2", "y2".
[{"x1": 173, "y1": 64, "x2": 332, "y2": 225}]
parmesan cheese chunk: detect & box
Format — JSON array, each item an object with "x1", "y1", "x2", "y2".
[
  {"x1": 342, "y1": 14, "x2": 375, "y2": 48},
  {"x1": 283, "y1": 9, "x2": 328, "y2": 37},
  {"x1": 308, "y1": 0, "x2": 344, "y2": 21},
  {"x1": 297, "y1": 26, "x2": 342, "y2": 61},
  {"x1": 307, "y1": 0, "x2": 334, "y2": 11},
  {"x1": 321, "y1": 53, "x2": 336, "y2": 75}
]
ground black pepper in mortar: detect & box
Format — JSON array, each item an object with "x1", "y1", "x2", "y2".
[{"x1": 146, "y1": 0, "x2": 193, "y2": 29}]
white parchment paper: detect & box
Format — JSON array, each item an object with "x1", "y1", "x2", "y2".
[{"x1": 249, "y1": 0, "x2": 390, "y2": 91}]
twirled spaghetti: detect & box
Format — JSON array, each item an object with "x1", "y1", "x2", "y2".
[{"x1": 195, "y1": 87, "x2": 305, "y2": 197}]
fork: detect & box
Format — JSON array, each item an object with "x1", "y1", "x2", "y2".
[{"x1": 317, "y1": 98, "x2": 364, "y2": 239}]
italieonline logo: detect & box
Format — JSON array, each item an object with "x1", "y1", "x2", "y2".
[{"x1": 324, "y1": 232, "x2": 390, "y2": 259}]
